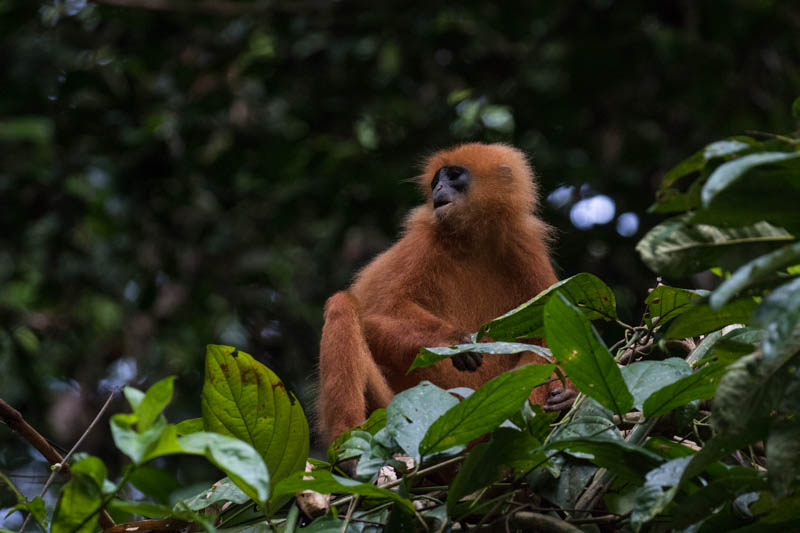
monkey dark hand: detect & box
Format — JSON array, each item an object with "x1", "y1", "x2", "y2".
[
  {"x1": 451, "y1": 351, "x2": 483, "y2": 371},
  {"x1": 543, "y1": 387, "x2": 577, "y2": 412}
]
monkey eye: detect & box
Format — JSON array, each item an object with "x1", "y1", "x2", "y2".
[{"x1": 430, "y1": 175, "x2": 439, "y2": 190}]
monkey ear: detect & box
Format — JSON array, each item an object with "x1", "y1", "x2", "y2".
[{"x1": 499, "y1": 164, "x2": 513, "y2": 180}]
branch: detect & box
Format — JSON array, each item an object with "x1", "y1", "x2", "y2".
[
  {"x1": 1, "y1": 393, "x2": 117, "y2": 531},
  {"x1": 509, "y1": 512, "x2": 584, "y2": 533},
  {"x1": 102, "y1": 519, "x2": 189, "y2": 533}
]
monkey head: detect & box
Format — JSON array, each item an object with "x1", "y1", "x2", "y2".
[{"x1": 417, "y1": 143, "x2": 540, "y2": 235}]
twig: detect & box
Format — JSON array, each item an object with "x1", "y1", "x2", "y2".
[
  {"x1": 6, "y1": 389, "x2": 119, "y2": 532},
  {"x1": 508, "y1": 511, "x2": 583, "y2": 533},
  {"x1": 341, "y1": 495, "x2": 359, "y2": 533},
  {"x1": 0, "y1": 398, "x2": 67, "y2": 470},
  {"x1": 102, "y1": 519, "x2": 189, "y2": 532}
]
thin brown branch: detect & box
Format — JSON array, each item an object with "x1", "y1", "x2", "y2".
[
  {"x1": 0, "y1": 398, "x2": 67, "y2": 469},
  {"x1": 102, "y1": 519, "x2": 190, "y2": 533},
  {"x1": 1, "y1": 391, "x2": 118, "y2": 532}
]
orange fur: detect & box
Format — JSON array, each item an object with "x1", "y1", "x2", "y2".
[{"x1": 317, "y1": 143, "x2": 566, "y2": 444}]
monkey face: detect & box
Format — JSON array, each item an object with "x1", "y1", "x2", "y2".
[{"x1": 431, "y1": 165, "x2": 471, "y2": 216}]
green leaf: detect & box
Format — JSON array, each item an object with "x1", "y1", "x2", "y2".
[
  {"x1": 662, "y1": 297, "x2": 757, "y2": 339},
  {"x1": 636, "y1": 215, "x2": 793, "y2": 279},
  {"x1": 752, "y1": 276, "x2": 800, "y2": 360},
  {"x1": 175, "y1": 417, "x2": 204, "y2": 436},
  {"x1": 180, "y1": 432, "x2": 270, "y2": 507},
  {"x1": 328, "y1": 408, "x2": 386, "y2": 464},
  {"x1": 409, "y1": 342, "x2": 551, "y2": 372},
  {"x1": 621, "y1": 359, "x2": 692, "y2": 411},
  {"x1": 630, "y1": 457, "x2": 691, "y2": 532},
  {"x1": 705, "y1": 327, "x2": 761, "y2": 364},
  {"x1": 419, "y1": 363, "x2": 555, "y2": 456},
  {"x1": 447, "y1": 428, "x2": 545, "y2": 517},
  {"x1": 670, "y1": 468, "x2": 767, "y2": 529},
  {"x1": 545, "y1": 293, "x2": 633, "y2": 417},
  {"x1": 546, "y1": 439, "x2": 663, "y2": 483},
  {"x1": 128, "y1": 465, "x2": 181, "y2": 505},
  {"x1": 271, "y1": 470, "x2": 414, "y2": 514},
  {"x1": 202, "y1": 344, "x2": 309, "y2": 485},
  {"x1": 644, "y1": 285, "x2": 706, "y2": 326},
  {"x1": 661, "y1": 139, "x2": 752, "y2": 189},
  {"x1": 710, "y1": 241, "x2": 800, "y2": 309},
  {"x1": 651, "y1": 138, "x2": 754, "y2": 214},
  {"x1": 793, "y1": 96, "x2": 800, "y2": 119},
  {"x1": 134, "y1": 376, "x2": 175, "y2": 432},
  {"x1": 385, "y1": 381, "x2": 459, "y2": 460},
  {"x1": 694, "y1": 151, "x2": 800, "y2": 232},
  {"x1": 478, "y1": 273, "x2": 617, "y2": 341},
  {"x1": 182, "y1": 477, "x2": 251, "y2": 511},
  {"x1": 108, "y1": 500, "x2": 172, "y2": 518},
  {"x1": 643, "y1": 363, "x2": 726, "y2": 417},
  {"x1": 110, "y1": 416, "x2": 183, "y2": 465},
  {"x1": 680, "y1": 419, "x2": 770, "y2": 485},
  {"x1": 51, "y1": 457, "x2": 107, "y2": 533}
]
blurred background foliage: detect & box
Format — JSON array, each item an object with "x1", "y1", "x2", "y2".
[{"x1": 1, "y1": 0, "x2": 799, "y2": 487}]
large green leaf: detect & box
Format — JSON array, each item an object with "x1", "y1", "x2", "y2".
[
  {"x1": 621, "y1": 359, "x2": 692, "y2": 411},
  {"x1": 385, "y1": 381, "x2": 459, "y2": 460},
  {"x1": 271, "y1": 470, "x2": 414, "y2": 514},
  {"x1": 752, "y1": 276, "x2": 800, "y2": 360},
  {"x1": 643, "y1": 362, "x2": 726, "y2": 417},
  {"x1": 202, "y1": 344, "x2": 308, "y2": 485},
  {"x1": 409, "y1": 342, "x2": 551, "y2": 372},
  {"x1": 692, "y1": 151, "x2": 800, "y2": 233},
  {"x1": 644, "y1": 285, "x2": 706, "y2": 327},
  {"x1": 544, "y1": 293, "x2": 633, "y2": 417},
  {"x1": 418, "y1": 363, "x2": 555, "y2": 456},
  {"x1": 636, "y1": 215, "x2": 793, "y2": 279},
  {"x1": 710, "y1": 241, "x2": 800, "y2": 309},
  {"x1": 181, "y1": 477, "x2": 251, "y2": 511},
  {"x1": 180, "y1": 432, "x2": 271, "y2": 507},
  {"x1": 51, "y1": 457, "x2": 106, "y2": 533},
  {"x1": 478, "y1": 273, "x2": 617, "y2": 341},
  {"x1": 661, "y1": 298, "x2": 757, "y2": 339}
]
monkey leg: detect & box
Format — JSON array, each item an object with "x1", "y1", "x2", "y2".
[{"x1": 317, "y1": 291, "x2": 394, "y2": 445}]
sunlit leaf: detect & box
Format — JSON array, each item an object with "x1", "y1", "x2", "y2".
[
  {"x1": 644, "y1": 285, "x2": 706, "y2": 327},
  {"x1": 202, "y1": 344, "x2": 309, "y2": 485},
  {"x1": 545, "y1": 294, "x2": 633, "y2": 416},
  {"x1": 51, "y1": 457, "x2": 107, "y2": 533}
]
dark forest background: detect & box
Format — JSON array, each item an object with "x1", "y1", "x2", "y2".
[{"x1": 1, "y1": 0, "x2": 799, "y2": 495}]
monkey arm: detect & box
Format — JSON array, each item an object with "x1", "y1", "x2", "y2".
[{"x1": 361, "y1": 301, "x2": 469, "y2": 372}]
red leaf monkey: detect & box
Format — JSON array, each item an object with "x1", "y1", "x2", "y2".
[{"x1": 317, "y1": 143, "x2": 576, "y2": 444}]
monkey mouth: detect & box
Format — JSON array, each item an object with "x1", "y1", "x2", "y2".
[{"x1": 434, "y1": 199, "x2": 451, "y2": 210}]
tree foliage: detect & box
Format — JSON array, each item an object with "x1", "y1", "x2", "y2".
[{"x1": 4, "y1": 110, "x2": 800, "y2": 530}]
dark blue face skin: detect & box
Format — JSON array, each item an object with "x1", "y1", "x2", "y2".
[{"x1": 431, "y1": 165, "x2": 471, "y2": 210}]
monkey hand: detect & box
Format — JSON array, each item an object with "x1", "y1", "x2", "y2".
[
  {"x1": 542, "y1": 386, "x2": 577, "y2": 412},
  {"x1": 451, "y1": 351, "x2": 483, "y2": 371}
]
